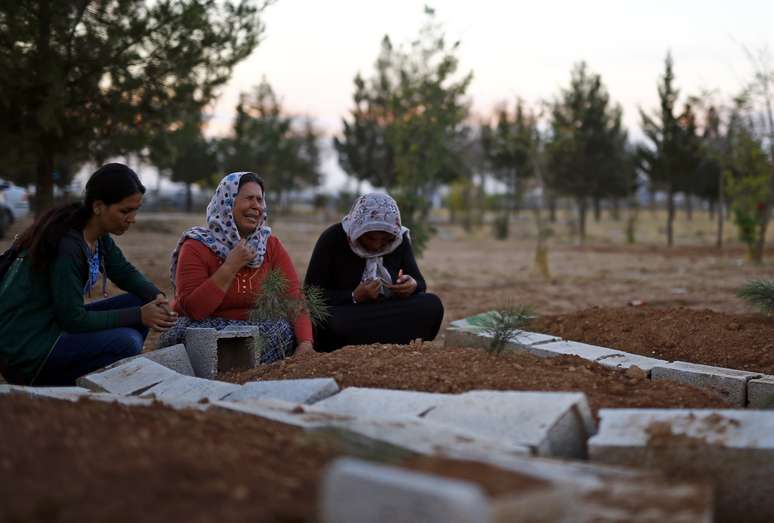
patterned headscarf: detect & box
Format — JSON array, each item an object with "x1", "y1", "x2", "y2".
[
  {"x1": 169, "y1": 172, "x2": 271, "y2": 286},
  {"x1": 341, "y1": 193, "x2": 409, "y2": 284}
]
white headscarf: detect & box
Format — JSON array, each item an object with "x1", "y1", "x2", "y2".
[
  {"x1": 169, "y1": 172, "x2": 272, "y2": 286},
  {"x1": 341, "y1": 193, "x2": 409, "y2": 284}
]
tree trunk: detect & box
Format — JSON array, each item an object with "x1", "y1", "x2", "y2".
[
  {"x1": 716, "y1": 171, "x2": 724, "y2": 249},
  {"x1": 666, "y1": 186, "x2": 675, "y2": 247},
  {"x1": 33, "y1": 0, "x2": 54, "y2": 215},
  {"x1": 610, "y1": 198, "x2": 621, "y2": 221},
  {"x1": 685, "y1": 193, "x2": 693, "y2": 221},
  {"x1": 593, "y1": 196, "x2": 601, "y2": 222},
  {"x1": 35, "y1": 149, "x2": 55, "y2": 213},
  {"x1": 579, "y1": 200, "x2": 587, "y2": 244},
  {"x1": 548, "y1": 194, "x2": 557, "y2": 223},
  {"x1": 185, "y1": 183, "x2": 193, "y2": 213}
]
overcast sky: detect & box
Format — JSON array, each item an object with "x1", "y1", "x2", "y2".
[{"x1": 202, "y1": 0, "x2": 773, "y2": 191}]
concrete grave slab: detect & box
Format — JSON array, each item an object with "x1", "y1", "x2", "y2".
[
  {"x1": 223, "y1": 378, "x2": 339, "y2": 404},
  {"x1": 138, "y1": 344, "x2": 195, "y2": 376},
  {"x1": 424, "y1": 391, "x2": 596, "y2": 459},
  {"x1": 76, "y1": 357, "x2": 178, "y2": 395},
  {"x1": 184, "y1": 327, "x2": 259, "y2": 379},
  {"x1": 589, "y1": 409, "x2": 774, "y2": 523},
  {"x1": 320, "y1": 458, "x2": 491, "y2": 523},
  {"x1": 312, "y1": 387, "x2": 448, "y2": 418},
  {"x1": 522, "y1": 340, "x2": 622, "y2": 362},
  {"x1": 0, "y1": 385, "x2": 91, "y2": 401},
  {"x1": 326, "y1": 415, "x2": 531, "y2": 460},
  {"x1": 747, "y1": 375, "x2": 774, "y2": 409},
  {"x1": 594, "y1": 351, "x2": 667, "y2": 375},
  {"x1": 88, "y1": 393, "x2": 156, "y2": 407},
  {"x1": 651, "y1": 361, "x2": 761, "y2": 406},
  {"x1": 139, "y1": 374, "x2": 240, "y2": 404},
  {"x1": 212, "y1": 398, "x2": 354, "y2": 428}
]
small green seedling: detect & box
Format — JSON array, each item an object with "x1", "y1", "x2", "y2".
[
  {"x1": 466, "y1": 305, "x2": 536, "y2": 354},
  {"x1": 737, "y1": 279, "x2": 774, "y2": 315}
]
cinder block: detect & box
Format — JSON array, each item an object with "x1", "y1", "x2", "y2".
[
  {"x1": 589, "y1": 409, "x2": 774, "y2": 523},
  {"x1": 319, "y1": 458, "x2": 491, "y2": 523},
  {"x1": 0, "y1": 385, "x2": 91, "y2": 401},
  {"x1": 140, "y1": 344, "x2": 195, "y2": 376},
  {"x1": 184, "y1": 327, "x2": 259, "y2": 378},
  {"x1": 747, "y1": 375, "x2": 774, "y2": 409},
  {"x1": 425, "y1": 391, "x2": 596, "y2": 459},
  {"x1": 651, "y1": 361, "x2": 761, "y2": 406},
  {"x1": 139, "y1": 374, "x2": 240, "y2": 404},
  {"x1": 312, "y1": 387, "x2": 448, "y2": 418},
  {"x1": 594, "y1": 351, "x2": 667, "y2": 375},
  {"x1": 76, "y1": 357, "x2": 178, "y2": 395},
  {"x1": 522, "y1": 340, "x2": 622, "y2": 362},
  {"x1": 223, "y1": 378, "x2": 339, "y2": 404}
]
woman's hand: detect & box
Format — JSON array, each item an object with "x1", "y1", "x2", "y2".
[
  {"x1": 387, "y1": 270, "x2": 417, "y2": 298},
  {"x1": 353, "y1": 279, "x2": 381, "y2": 303},
  {"x1": 213, "y1": 239, "x2": 255, "y2": 292},
  {"x1": 223, "y1": 239, "x2": 255, "y2": 272},
  {"x1": 294, "y1": 341, "x2": 315, "y2": 357},
  {"x1": 141, "y1": 294, "x2": 178, "y2": 332}
]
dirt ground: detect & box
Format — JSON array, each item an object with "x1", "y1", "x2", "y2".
[
  {"x1": 0, "y1": 394, "x2": 549, "y2": 523},
  {"x1": 0, "y1": 210, "x2": 768, "y2": 521},
  {"x1": 223, "y1": 342, "x2": 732, "y2": 415},
  {"x1": 530, "y1": 306, "x2": 774, "y2": 374}
]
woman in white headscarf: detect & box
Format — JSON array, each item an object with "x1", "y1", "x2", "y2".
[
  {"x1": 304, "y1": 193, "x2": 444, "y2": 351},
  {"x1": 160, "y1": 172, "x2": 314, "y2": 362}
]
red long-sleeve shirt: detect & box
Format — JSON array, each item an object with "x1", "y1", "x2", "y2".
[{"x1": 172, "y1": 237, "x2": 313, "y2": 344}]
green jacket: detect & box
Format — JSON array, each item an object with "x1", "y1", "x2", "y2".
[{"x1": 0, "y1": 230, "x2": 160, "y2": 384}]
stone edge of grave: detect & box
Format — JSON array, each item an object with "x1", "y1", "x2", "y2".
[{"x1": 445, "y1": 313, "x2": 773, "y2": 408}]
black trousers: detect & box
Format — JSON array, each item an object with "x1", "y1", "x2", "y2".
[{"x1": 315, "y1": 292, "x2": 444, "y2": 352}]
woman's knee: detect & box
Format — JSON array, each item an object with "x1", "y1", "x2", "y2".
[{"x1": 113, "y1": 328, "x2": 144, "y2": 358}]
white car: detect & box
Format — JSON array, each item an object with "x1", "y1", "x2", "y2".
[{"x1": 0, "y1": 179, "x2": 30, "y2": 223}]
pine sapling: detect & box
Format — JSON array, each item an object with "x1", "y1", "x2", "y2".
[
  {"x1": 467, "y1": 304, "x2": 536, "y2": 354},
  {"x1": 738, "y1": 279, "x2": 774, "y2": 314},
  {"x1": 248, "y1": 268, "x2": 330, "y2": 359}
]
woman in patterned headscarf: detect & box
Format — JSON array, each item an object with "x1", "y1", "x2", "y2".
[
  {"x1": 304, "y1": 193, "x2": 444, "y2": 351},
  {"x1": 160, "y1": 172, "x2": 314, "y2": 362}
]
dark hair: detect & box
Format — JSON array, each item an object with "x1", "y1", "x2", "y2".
[
  {"x1": 18, "y1": 163, "x2": 145, "y2": 272},
  {"x1": 237, "y1": 172, "x2": 265, "y2": 193}
]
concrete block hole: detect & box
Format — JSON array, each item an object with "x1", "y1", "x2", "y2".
[{"x1": 217, "y1": 337, "x2": 256, "y2": 374}]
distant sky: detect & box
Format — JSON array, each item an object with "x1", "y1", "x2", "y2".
[{"x1": 204, "y1": 0, "x2": 774, "y2": 191}]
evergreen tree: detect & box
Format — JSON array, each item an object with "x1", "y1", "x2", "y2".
[
  {"x1": 0, "y1": 0, "x2": 267, "y2": 211},
  {"x1": 638, "y1": 53, "x2": 683, "y2": 246},
  {"x1": 148, "y1": 113, "x2": 219, "y2": 212},
  {"x1": 545, "y1": 62, "x2": 629, "y2": 243},
  {"x1": 334, "y1": 7, "x2": 472, "y2": 255},
  {"x1": 219, "y1": 80, "x2": 321, "y2": 209},
  {"x1": 480, "y1": 99, "x2": 538, "y2": 239}
]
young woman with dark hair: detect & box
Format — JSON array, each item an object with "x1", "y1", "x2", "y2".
[{"x1": 0, "y1": 163, "x2": 176, "y2": 386}]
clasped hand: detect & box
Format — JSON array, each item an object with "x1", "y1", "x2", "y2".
[
  {"x1": 353, "y1": 271, "x2": 416, "y2": 303},
  {"x1": 140, "y1": 294, "x2": 178, "y2": 332}
]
